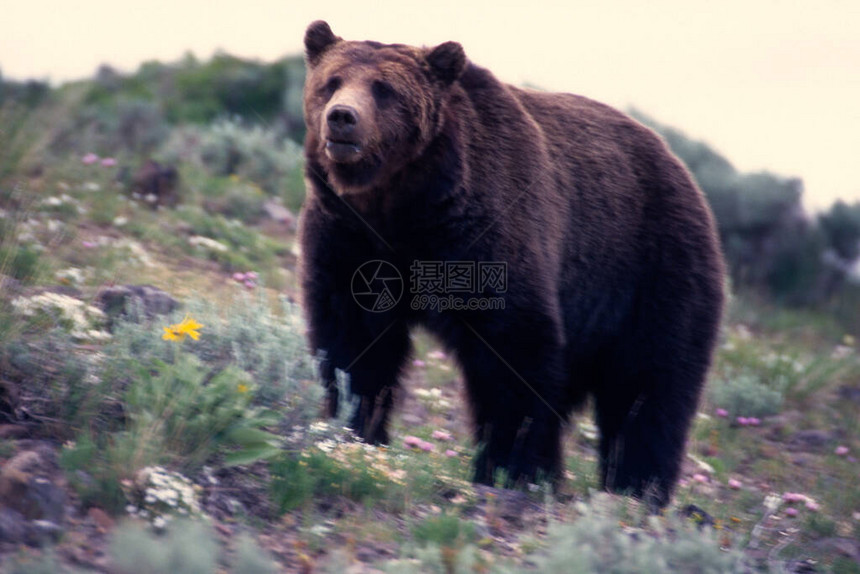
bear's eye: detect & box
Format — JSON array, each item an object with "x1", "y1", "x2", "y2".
[
  {"x1": 321, "y1": 77, "x2": 341, "y2": 97},
  {"x1": 372, "y1": 80, "x2": 396, "y2": 103}
]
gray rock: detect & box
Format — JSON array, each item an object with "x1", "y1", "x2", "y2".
[
  {"x1": 96, "y1": 284, "x2": 179, "y2": 324},
  {"x1": 0, "y1": 446, "x2": 66, "y2": 545},
  {"x1": 790, "y1": 429, "x2": 833, "y2": 449},
  {"x1": 0, "y1": 507, "x2": 28, "y2": 543},
  {"x1": 26, "y1": 520, "x2": 64, "y2": 546},
  {"x1": 263, "y1": 200, "x2": 297, "y2": 229}
]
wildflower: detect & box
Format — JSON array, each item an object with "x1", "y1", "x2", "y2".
[
  {"x1": 747, "y1": 417, "x2": 761, "y2": 426},
  {"x1": 835, "y1": 445, "x2": 849, "y2": 456},
  {"x1": 232, "y1": 272, "x2": 246, "y2": 282},
  {"x1": 783, "y1": 492, "x2": 807, "y2": 503},
  {"x1": 101, "y1": 157, "x2": 117, "y2": 167},
  {"x1": 785, "y1": 507, "x2": 798, "y2": 517},
  {"x1": 82, "y1": 240, "x2": 96, "y2": 248},
  {"x1": 692, "y1": 473, "x2": 709, "y2": 483},
  {"x1": 728, "y1": 478, "x2": 742, "y2": 490},
  {"x1": 419, "y1": 441, "x2": 435, "y2": 452},
  {"x1": 237, "y1": 383, "x2": 249, "y2": 394},
  {"x1": 412, "y1": 359, "x2": 426, "y2": 367},
  {"x1": 403, "y1": 435, "x2": 423, "y2": 448},
  {"x1": 805, "y1": 500, "x2": 820, "y2": 511},
  {"x1": 162, "y1": 315, "x2": 204, "y2": 342},
  {"x1": 431, "y1": 429, "x2": 453, "y2": 441},
  {"x1": 445, "y1": 449, "x2": 458, "y2": 457},
  {"x1": 715, "y1": 408, "x2": 728, "y2": 418},
  {"x1": 189, "y1": 235, "x2": 228, "y2": 252},
  {"x1": 427, "y1": 350, "x2": 447, "y2": 360},
  {"x1": 309, "y1": 421, "x2": 330, "y2": 434},
  {"x1": 736, "y1": 416, "x2": 749, "y2": 426},
  {"x1": 82, "y1": 153, "x2": 99, "y2": 165},
  {"x1": 763, "y1": 493, "x2": 782, "y2": 512}
]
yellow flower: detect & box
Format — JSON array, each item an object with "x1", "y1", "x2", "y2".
[
  {"x1": 162, "y1": 315, "x2": 204, "y2": 342},
  {"x1": 237, "y1": 383, "x2": 249, "y2": 394}
]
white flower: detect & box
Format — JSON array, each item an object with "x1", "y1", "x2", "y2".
[
  {"x1": 189, "y1": 235, "x2": 228, "y2": 252},
  {"x1": 763, "y1": 493, "x2": 783, "y2": 513},
  {"x1": 309, "y1": 421, "x2": 330, "y2": 433}
]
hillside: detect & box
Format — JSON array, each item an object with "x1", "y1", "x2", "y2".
[{"x1": 1, "y1": 55, "x2": 859, "y2": 573}]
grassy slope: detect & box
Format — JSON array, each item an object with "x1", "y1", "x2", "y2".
[{"x1": 1, "y1": 87, "x2": 859, "y2": 574}]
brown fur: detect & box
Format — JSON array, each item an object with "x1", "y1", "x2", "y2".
[{"x1": 299, "y1": 21, "x2": 725, "y2": 506}]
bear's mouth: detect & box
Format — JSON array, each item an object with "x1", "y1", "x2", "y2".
[{"x1": 325, "y1": 139, "x2": 362, "y2": 163}]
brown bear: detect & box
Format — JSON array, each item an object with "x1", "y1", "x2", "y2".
[{"x1": 299, "y1": 20, "x2": 725, "y2": 506}]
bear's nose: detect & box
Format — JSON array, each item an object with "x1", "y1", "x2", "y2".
[{"x1": 326, "y1": 105, "x2": 358, "y2": 137}]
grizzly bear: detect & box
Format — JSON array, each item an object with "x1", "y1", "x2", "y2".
[{"x1": 299, "y1": 20, "x2": 725, "y2": 506}]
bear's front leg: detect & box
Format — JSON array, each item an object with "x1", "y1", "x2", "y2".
[{"x1": 312, "y1": 313, "x2": 410, "y2": 445}]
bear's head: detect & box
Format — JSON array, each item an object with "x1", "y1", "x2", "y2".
[{"x1": 303, "y1": 20, "x2": 466, "y2": 194}]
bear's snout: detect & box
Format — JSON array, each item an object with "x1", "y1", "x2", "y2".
[
  {"x1": 323, "y1": 102, "x2": 365, "y2": 164},
  {"x1": 327, "y1": 105, "x2": 358, "y2": 137}
]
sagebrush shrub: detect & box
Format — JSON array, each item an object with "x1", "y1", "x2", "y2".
[{"x1": 709, "y1": 372, "x2": 784, "y2": 418}]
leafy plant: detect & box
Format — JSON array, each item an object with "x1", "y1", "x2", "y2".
[
  {"x1": 109, "y1": 519, "x2": 218, "y2": 574},
  {"x1": 121, "y1": 353, "x2": 282, "y2": 470},
  {"x1": 231, "y1": 533, "x2": 281, "y2": 574},
  {"x1": 534, "y1": 496, "x2": 748, "y2": 574},
  {"x1": 709, "y1": 372, "x2": 784, "y2": 418},
  {"x1": 160, "y1": 118, "x2": 303, "y2": 197}
]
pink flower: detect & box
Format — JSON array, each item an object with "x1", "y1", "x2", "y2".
[
  {"x1": 431, "y1": 430, "x2": 453, "y2": 441},
  {"x1": 785, "y1": 507, "x2": 798, "y2": 517},
  {"x1": 82, "y1": 153, "x2": 99, "y2": 165},
  {"x1": 715, "y1": 408, "x2": 729, "y2": 418},
  {"x1": 678, "y1": 479, "x2": 689, "y2": 488},
  {"x1": 427, "y1": 350, "x2": 447, "y2": 360},
  {"x1": 418, "y1": 440, "x2": 435, "y2": 452},
  {"x1": 805, "y1": 500, "x2": 820, "y2": 511},
  {"x1": 82, "y1": 241, "x2": 96, "y2": 248},
  {"x1": 412, "y1": 359, "x2": 426, "y2": 368},
  {"x1": 445, "y1": 449, "x2": 458, "y2": 457},
  {"x1": 736, "y1": 417, "x2": 749, "y2": 426},
  {"x1": 100, "y1": 157, "x2": 117, "y2": 167},
  {"x1": 403, "y1": 435, "x2": 423, "y2": 448},
  {"x1": 692, "y1": 473, "x2": 709, "y2": 483},
  {"x1": 728, "y1": 478, "x2": 742, "y2": 490},
  {"x1": 783, "y1": 492, "x2": 806, "y2": 503},
  {"x1": 246, "y1": 271, "x2": 259, "y2": 280},
  {"x1": 747, "y1": 417, "x2": 761, "y2": 426},
  {"x1": 835, "y1": 445, "x2": 849, "y2": 456},
  {"x1": 232, "y1": 272, "x2": 246, "y2": 282},
  {"x1": 244, "y1": 279, "x2": 256, "y2": 289}
]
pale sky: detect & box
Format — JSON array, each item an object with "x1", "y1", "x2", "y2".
[{"x1": 3, "y1": 0, "x2": 859, "y2": 212}]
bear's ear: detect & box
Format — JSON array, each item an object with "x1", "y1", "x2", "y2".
[
  {"x1": 305, "y1": 20, "x2": 341, "y2": 67},
  {"x1": 426, "y1": 41, "x2": 466, "y2": 85}
]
